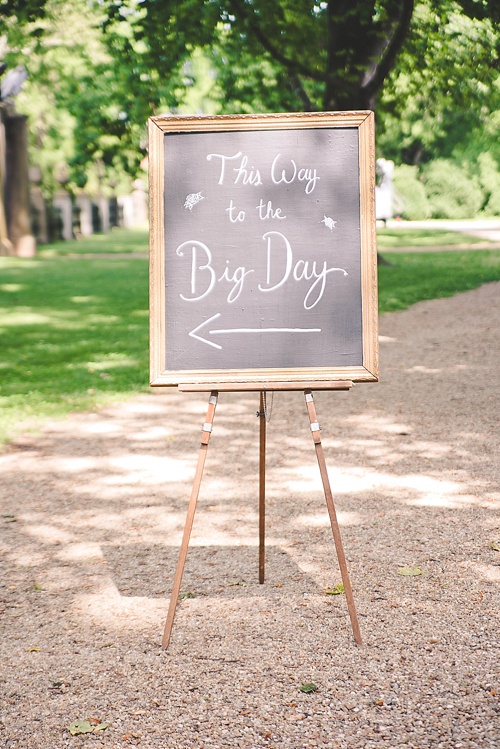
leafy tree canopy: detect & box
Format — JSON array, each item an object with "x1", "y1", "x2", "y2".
[
  {"x1": 378, "y1": 0, "x2": 500, "y2": 163},
  {"x1": 2, "y1": 0, "x2": 499, "y2": 196},
  {"x1": 3, "y1": 0, "x2": 177, "y2": 195},
  {"x1": 103, "y1": 0, "x2": 499, "y2": 113},
  {"x1": 0, "y1": 1, "x2": 49, "y2": 34}
]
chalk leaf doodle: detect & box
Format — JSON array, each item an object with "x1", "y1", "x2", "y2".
[
  {"x1": 184, "y1": 191, "x2": 205, "y2": 211},
  {"x1": 321, "y1": 215, "x2": 337, "y2": 231}
]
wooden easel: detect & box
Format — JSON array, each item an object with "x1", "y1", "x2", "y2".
[{"x1": 162, "y1": 382, "x2": 362, "y2": 649}]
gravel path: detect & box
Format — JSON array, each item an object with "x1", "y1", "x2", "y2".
[{"x1": 1, "y1": 283, "x2": 499, "y2": 748}]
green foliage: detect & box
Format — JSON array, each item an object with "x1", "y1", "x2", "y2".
[
  {"x1": 0, "y1": 1, "x2": 49, "y2": 34},
  {"x1": 475, "y1": 153, "x2": 500, "y2": 216},
  {"x1": 101, "y1": 0, "x2": 500, "y2": 119},
  {"x1": 103, "y1": 0, "x2": 419, "y2": 111},
  {"x1": 211, "y1": 47, "x2": 305, "y2": 114},
  {"x1": 451, "y1": 109, "x2": 500, "y2": 167},
  {"x1": 393, "y1": 165, "x2": 431, "y2": 220},
  {"x1": 4, "y1": 0, "x2": 171, "y2": 196},
  {"x1": 421, "y1": 159, "x2": 484, "y2": 219},
  {"x1": 482, "y1": 186, "x2": 500, "y2": 218},
  {"x1": 378, "y1": 1, "x2": 500, "y2": 165},
  {"x1": 175, "y1": 49, "x2": 220, "y2": 115},
  {"x1": 4, "y1": 0, "x2": 500, "y2": 202},
  {"x1": 391, "y1": 156, "x2": 500, "y2": 221}
]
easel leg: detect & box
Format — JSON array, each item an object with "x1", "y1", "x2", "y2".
[
  {"x1": 258, "y1": 391, "x2": 266, "y2": 583},
  {"x1": 304, "y1": 390, "x2": 362, "y2": 646},
  {"x1": 162, "y1": 391, "x2": 218, "y2": 649}
]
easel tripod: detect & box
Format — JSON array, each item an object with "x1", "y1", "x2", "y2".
[{"x1": 162, "y1": 383, "x2": 362, "y2": 649}]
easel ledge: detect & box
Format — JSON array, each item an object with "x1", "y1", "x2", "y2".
[{"x1": 178, "y1": 380, "x2": 353, "y2": 392}]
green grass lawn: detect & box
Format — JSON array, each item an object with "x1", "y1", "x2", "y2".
[
  {"x1": 377, "y1": 227, "x2": 495, "y2": 248},
  {"x1": 377, "y1": 250, "x2": 500, "y2": 311},
  {"x1": 0, "y1": 256, "x2": 149, "y2": 445},
  {"x1": 38, "y1": 227, "x2": 149, "y2": 256},
  {"x1": 1, "y1": 227, "x2": 500, "y2": 447}
]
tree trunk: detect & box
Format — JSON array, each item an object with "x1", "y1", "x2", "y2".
[
  {"x1": 3, "y1": 113, "x2": 36, "y2": 257},
  {"x1": 323, "y1": 86, "x2": 375, "y2": 113},
  {"x1": 0, "y1": 109, "x2": 12, "y2": 254}
]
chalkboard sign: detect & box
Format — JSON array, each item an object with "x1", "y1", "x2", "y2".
[{"x1": 149, "y1": 111, "x2": 378, "y2": 387}]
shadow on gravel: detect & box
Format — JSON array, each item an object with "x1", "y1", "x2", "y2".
[{"x1": 0, "y1": 284, "x2": 498, "y2": 748}]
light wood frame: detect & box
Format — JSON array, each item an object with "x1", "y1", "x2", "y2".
[{"x1": 149, "y1": 111, "x2": 378, "y2": 387}]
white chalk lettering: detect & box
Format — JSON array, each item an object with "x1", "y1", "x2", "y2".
[
  {"x1": 258, "y1": 231, "x2": 347, "y2": 309},
  {"x1": 176, "y1": 235, "x2": 347, "y2": 309},
  {"x1": 206, "y1": 151, "x2": 243, "y2": 185},
  {"x1": 270, "y1": 154, "x2": 320, "y2": 194},
  {"x1": 256, "y1": 199, "x2": 286, "y2": 220},
  {"x1": 176, "y1": 241, "x2": 215, "y2": 302},
  {"x1": 232, "y1": 153, "x2": 263, "y2": 186},
  {"x1": 258, "y1": 231, "x2": 292, "y2": 293},
  {"x1": 218, "y1": 262, "x2": 254, "y2": 303},
  {"x1": 293, "y1": 258, "x2": 347, "y2": 309},
  {"x1": 226, "y1": 200, "x2": 246, "y2": 223},
  {"x1": 177, "y1": 241, "x2": 253, "y2": 304}
]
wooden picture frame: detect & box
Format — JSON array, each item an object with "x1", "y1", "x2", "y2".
[{"x1": 149, "y1": 111, "x2": 378, "y2": 388}]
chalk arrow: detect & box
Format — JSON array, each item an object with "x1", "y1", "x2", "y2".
[
  {"x1": 189, "y1": 313, "x2": 224, "y2": 350},
  {"x1": 189, "y1": 313, "x2": 321, "y2": 350}
]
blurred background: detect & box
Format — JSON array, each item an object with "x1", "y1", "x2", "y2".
[{"x1": 1, "y1": 0, "x2": 499, "y2": 255}]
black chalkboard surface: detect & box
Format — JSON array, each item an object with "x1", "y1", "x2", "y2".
[{"x1": 149, "y1": 112, "x2": 378, "y2": 387}]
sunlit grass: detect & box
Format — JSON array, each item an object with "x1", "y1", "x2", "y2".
[
  {"x1": 38, "y1": 227, "x2": 149, "y2": 256},
  {"x1": 377, "y1": 227, "x2": 495, "y2": 248},
  {"x1": 0, "y1": 255, "x2": 149, "y2": 446},
  {"x1": 1, "y1": 229, "x2": 499, "y2": 447},
  {"x1": 378, "y1": 250, "x2": 500, "y2": 311}
]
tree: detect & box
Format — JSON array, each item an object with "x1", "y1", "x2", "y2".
[
  {"x1": 103, "y1": 0, "x2": 500, "y2": 115},
  {"x1": 0, "y1": 1, "x2": 49, "y2": 35},
  {"x1": 4, "y1": 0, "x2": 499, "y2": 213},
  {"x1": 377, "y1": 1, "x2": 500, "y2": 165},
  {"x1": 4, "y1": 0, "x2": 177, "y2": 197}
]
